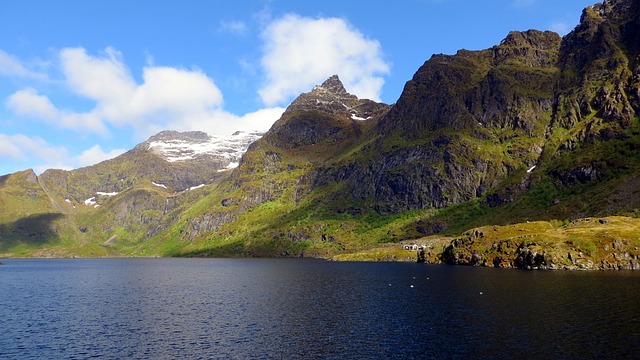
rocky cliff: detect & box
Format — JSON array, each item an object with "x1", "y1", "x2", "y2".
[{"x1": 311, "y1": 30, "x2": 561, "y2": 214}]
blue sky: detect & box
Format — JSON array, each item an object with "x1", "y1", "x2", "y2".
[{"x1": 0, "y1": 0, "x2": 594, "y2": 175}]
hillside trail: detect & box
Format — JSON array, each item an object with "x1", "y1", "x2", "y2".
[{"x1": 37, "y1": 176, "x2": 69, "y2": 214}]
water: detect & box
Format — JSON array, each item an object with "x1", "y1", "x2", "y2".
[{"x1": 1, "y1": 258, "x2": 639, "y2": 359}]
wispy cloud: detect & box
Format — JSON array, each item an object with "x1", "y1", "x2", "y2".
[
  {"x1": 0, "y1": 49, "x2": 48, "y2": 80},
  {"x1": 0, "y1": 134, "x2": 65, "y2": 161},
  {"x1": 258, "y1": 14, "x2": 390, "y2": 106},
  {"x1": 549, "y1": 21, "x2": 572, "y2": 35},
  {"x1": 74, "y1": 145, "x2": 126, "y2": 168},
  {"x1": 0, "y1": 133, "x2": 127, "y2": 174},
  {"x1": 219, "y1": 20, "x2": 248, "y2": 35},
  {"x1": 0, "y1": 133, "x2": 70, "y2": 174}
]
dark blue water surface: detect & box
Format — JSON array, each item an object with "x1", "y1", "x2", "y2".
[{"x1": 1, "y1": 258, "x2": 639, "y2": 359}]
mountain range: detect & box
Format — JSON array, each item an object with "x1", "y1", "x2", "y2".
[{"x1": 1, "y1": 0, "x2": 639, "y2": 269}]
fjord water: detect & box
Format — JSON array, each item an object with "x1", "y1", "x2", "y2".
[{"x1": 1, "y1": 259, "x2": 639, "y2": 359}]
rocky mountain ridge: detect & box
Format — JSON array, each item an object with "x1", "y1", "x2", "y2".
[{"x1": 37, "y1": 129, "x2": 262, "y2": 204}]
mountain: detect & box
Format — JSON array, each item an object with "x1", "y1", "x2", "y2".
[
  {"x1": 161, "y1": 0, "x2": 639, "y2": 261},
  {"x1": 0, "y1": 170, "x2": 64, "y2": 255},
  {"x1": 314, "y1": 30, "x2": 562, "y2": 215},
  {"x1": 0, "y1": 130, "x2": 263, "y2": 256},
  {"x1": 1, "y1": 0, "x2": 639, "y2": 267},
  {"x1": 38, "y1": 130, "x2": 263, "y2": 204}
]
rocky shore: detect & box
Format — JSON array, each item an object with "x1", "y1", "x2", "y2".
[{"x1": 336, "y1": 216, "x2": 640, "y2": 270}]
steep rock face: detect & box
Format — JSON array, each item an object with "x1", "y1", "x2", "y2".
[
  {"x1": 554, "y1": 0, "x2": 640, "y2": 130},
  {"x1": 377, "y1": 30, "x2": 560, "y2": 136},
  {"x1": 315, "y1": 30, "x2": 561, "y2": 214},
  {"x1": 544, "y1": 0, "x2": 640, "y2": 197}
]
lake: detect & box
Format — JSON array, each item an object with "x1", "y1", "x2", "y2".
[{"x1": 1, "y1": 258, "x2": 639, "y2": 359}]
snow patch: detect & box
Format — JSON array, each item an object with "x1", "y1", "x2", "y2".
[
  {"x1": 217, "y1": 161, "x2": 239, "y2": 173},
  {"x1": 350, "y1": 114, "x2": 370, "y2": 121},
  {"x1": 65, "y1": 199, "x2": 72, "y2": 204},
  {"x1": 94, "y1": 204, "x2": 100, "y2": 208},
  {"x1": 527, "y1": 165, "x2": 537, "y2": 173},
  {"x1": 152, "y1": 182, "x2": 167, "y2": 189},
  {"x1": 96, "y1": 191, "x2": 118, "y2": 196},
  {"x1": 148, "y1": 131, "x2": 263, "y2": 163},
  {"x1": 189, "y1": 184, "x2": 205, "y2": 191},
  {"x1": 84, "y1": 197, "x2": 97, "y2": 206}
]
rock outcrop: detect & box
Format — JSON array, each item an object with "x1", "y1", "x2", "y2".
[{"x1": 426, "y1": 217, "x2": 640, "y2": 271}]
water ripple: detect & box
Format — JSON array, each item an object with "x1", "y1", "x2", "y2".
[{"x1": 1, "y1": 259, "x2": 639, "y2": 359}]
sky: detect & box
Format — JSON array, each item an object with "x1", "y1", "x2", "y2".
[{"x1": 0, "y1": 0, "x2": 595, "y2": 176}]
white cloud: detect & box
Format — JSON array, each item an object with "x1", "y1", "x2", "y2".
[
  {"x1": 6, "y1": 88, "x2": 58, "y2": 120},
  {"x1": 258, "y1": 14, "x2": 390, "y2": 106},
  {"x1": 130, "y1": 66, "x2": 224, "y2": 121},
  {"x1": 0, "y1": 50, "x2": 31, "y2": 77},
  {"x1": 5, "y1": 47, "x2": 237, "y2": 138},
  {"x1": 237, "y1": 107, "x2": 286, "y2": 131},
  {"x1": 6, "y1": 87, "x2": 109, "y2": 134},
  {"x1": 5, "y1": 46, "x2": 286, "y2": 139},
  {"x1": 0, "y1": 135, "x2": 28, "y2": 160},
  {"x1": 0, "y1": 133, "x2": 128, "y2": 175},
  {"x1": 161, "y1": 106, "x2": 286, "y2": 137},
  {"x1": 60, "y1": 47, "x2": 136, "y2": 105},
  {"x1": 75, "y1": 145, "x2": 126, "y2": 167},
  {"x1": 0, "y1": 133, "x2": 69, "y2": 164}
]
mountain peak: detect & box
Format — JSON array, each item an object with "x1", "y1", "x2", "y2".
[
  {"x1": 314, "y1": 75, "x2": 349, "y2": 96},
  {"x1": 498, "y1": 30, "x2": 561, "y2": 50},
  {"x1": 285, "y1": 75, "x2": 358, "y2": 116},
  {"x1": 589, "y1": 0, "x2": 637, "y2": 19},
  {"x1": 147, "y1": 130, "x2": 210, "y2": 143},
  {"x1": 263, "y1": 74, "x2": 390, "y2": 148}
]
